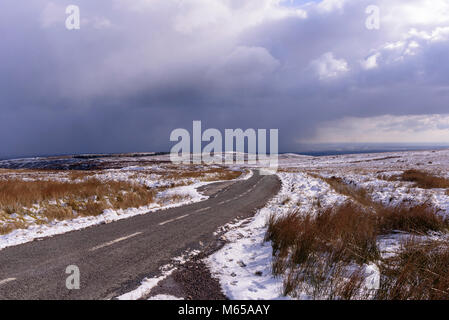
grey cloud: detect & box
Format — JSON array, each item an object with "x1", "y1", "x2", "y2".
[{"x1": 1, "y1": 0, "x2": 449, "y2": 158}]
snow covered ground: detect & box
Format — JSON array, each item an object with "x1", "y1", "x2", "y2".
[
  {"x1": 0, "y1": 162, "x2": 250, "y2": 250},
  {"x1": 206, "y1": 149, "x2": 449, "y2": 300},
  {"x1": 0, "y1": 182, "x2": 206, "y2": 250},
  {"x1": 3, "y1": 149, "x2": 449, "y2": 299}
]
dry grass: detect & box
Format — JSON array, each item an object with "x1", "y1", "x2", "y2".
[
  {"x1": 266, "y1": 196, "x2": 449, "y2": 298},
  {"x1": 0, "y1": 220, "x2": 27, "y2": 235},
  {"x1": 1, "y1": 178, "x2": 103, "y2": 210},
  {"x1": 385, "y1": 169, "x2": 449, "y2": 189},
  {"x1": 266, "y1": 170, "x2": 449, "y2": 299},
  {"x1": 377, "y1": 203, "x2": 448, "y2": 234},
  {"x1": 266, "y1": 204, "x2": 379, "y2": 269},
  {"x1": 0, "y1": 178, "x2": 156, "y2": 234},
  {"x1": 0, "y1": 166, "x2": 243, "y2": 235},
  {"x1": 280, "y1": 253, "x2": 368, "y2": 299},
  {"x1": 41, "y1": 205, "x2": 75, "y2": 221},
  {"x1": 319, "y1": 175, "x2": 373, "y2": 208},
  {"x1": 67, "y1": 170, "x2": 97, "y2": 181},
  {"x1": 377, "y1": 239, "x2": 449, "y2": 300},
  {"x1": 266, "y1": 204, "x2": 381, "y2": 298},
  {"x1": 0, "y1": 178, "x2": 155, "y2": 212},
  {"x1": 163, "y1": 167, "x2": 242, "y2": 182},
  {"x1": 316, "y1": 174, "x2": 449, "y2": 235}
]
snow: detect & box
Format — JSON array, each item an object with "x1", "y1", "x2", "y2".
[
  {"x1": 206, "y1": 172, "x2": 347, "y2": 300},
  {"x1": 148, "y1": 294, "x2": 183, "y2": 300},
  {"x1": 118, "y1": 268, "x2": 176, "y2": 300},
  {"x1": 208, "y1": 223, "x2": 287, "y2": 299},
  {"x1": 207, "y1": 149, "x2": 449, "y2": 300},
  {"x1": 3, "y1": 149, "x2": 449, "y2": 299},
  {"x1": 0, "y1": 162, "x2": 252, "y2": 251},
  {"x1": 118, "y1": 249, "x2": 201, "y2": 300}
]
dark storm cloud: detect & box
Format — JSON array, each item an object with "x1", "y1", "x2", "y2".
[{"x1": 1, "y1": 0, "x2": 449, "y2": 158}]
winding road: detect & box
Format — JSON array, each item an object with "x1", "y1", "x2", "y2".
[{"x1": 0, "y1": 170, "x2": 281, "y2": 300}]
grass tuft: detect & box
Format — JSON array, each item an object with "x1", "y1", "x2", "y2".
[
  {"x1": 385, "y1": 169, "x2": 449, "y2": 189},
  {"x1": 266, "y1": 203, "x2": 381, "y2": 298},
  {"x1": 377, "y1": 239, "x2": 449, "y2": 300}
]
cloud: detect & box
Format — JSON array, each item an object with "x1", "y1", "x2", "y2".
[
  {"x1": 382, "y1": 0, "x2": 449, "y2": 27},
  {"x1": 40, "y1": 2, "x2": 66, "y2": 28},
  {"x1": 317, "y1": 0, "x2": 347, "y2": 13},
  {"x1": 207, "y1": 46, "x2": 281, "y2": 89},
  {"x1": 304, "y1": 114, "x2": 449, "y2": 144},
  {"x1": 408, "y1": 26, "x2": 449, "y2": 43},
  {"x1": 173, "y1": 0, "x2": 231, "y2": 34},
  {"x1": 311, "y1": 52, "x2": 349, "y2": 80},
  {"x1": 360, "y1": 53, "x2": 380, "y2": 70},
  {"x1": 1, "y1": 0, "x2": 449, "y2": 158}
]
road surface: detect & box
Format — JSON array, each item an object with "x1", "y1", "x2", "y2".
[{"x1": 0, "y1": 170, "x2": 280, "y2": 300}]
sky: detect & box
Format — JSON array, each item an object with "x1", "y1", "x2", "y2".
[{"x1": 1, "y1": 0, "x2": 449, "y2": 158}]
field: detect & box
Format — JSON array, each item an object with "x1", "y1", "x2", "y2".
[
  {"x1": 207, "y1": 149, "x2": 449, "y2": 300},
  {"x1": 0, "y1": 155, "x2": 244, "y2": 248},
  {"x1": 2, "y1": 150, "x2": 449, "y2": 300}
]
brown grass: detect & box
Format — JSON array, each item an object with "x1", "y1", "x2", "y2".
[
  {"x1": 316, "y1": 174, "x2": 449, "y2": 235},
  {"x1": 377, "y1": 203, "x2": 448, "y2": 234},
  {"x1": 385, "y1": 169, "x2": 449, "y2": 189},
  {"x1": 0, "y1": 178, "x2": 155, "y2": 212},
  {"x1": 163, "y1": 167, "x2": 242, "y2": 182},
  {"x1": 0, "y1": 178, "x2": 107, "y2": 210},
  {"x1": 377, "y1": 239, "x2": 449, "y2": 300},
  {"x1": 0, "y1": 166, "x2": 242, "y2": 235},
  {"x1": 266, "y1": 204, "x2": 380, "y2": 298},
  {"x1": 41, "y1": 205, "x2": 75, "y2": 221},
  {"x1": 67, "y1": 170, "x2": 97, "y2": 181},
  {"x1": 265, "y1": 172, "x2": 449, "y2": 299},
  {"x1": 266, "y1": 204, "x2": 379, "y2": 270},
  {"x1": 266, "y1": 200, "x2": 448, "y2": 298},
  {"x1": 0, "y1": 220, "x2": 27, "y2": 235},
  {"x1": 0, "y1": 178, "x2": 156, "y2": 234},
  {"x1": 319, "y1": 175, "x2": 373, "y2": 208}
]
